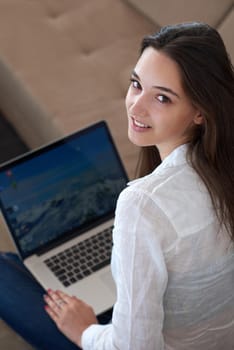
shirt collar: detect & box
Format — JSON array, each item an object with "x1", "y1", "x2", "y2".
[
  {"x1": 128, "y1": 144, "x2": 188, "y2": 186},
  {"x1": 157, "y1": 143, "x2": 188, "y2": 169}
]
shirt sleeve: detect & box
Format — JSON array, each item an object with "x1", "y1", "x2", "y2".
[{"x1": 82, "y1": 186, "x2": 168, "y2": 350}]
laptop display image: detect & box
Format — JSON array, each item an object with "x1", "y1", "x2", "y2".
[{"x1": 0, "y1": 121, "x2": 128, "y2": 314}]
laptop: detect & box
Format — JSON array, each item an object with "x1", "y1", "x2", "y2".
[{"x1": 0, "y1": 121, "x2": 128, "y2": 315}]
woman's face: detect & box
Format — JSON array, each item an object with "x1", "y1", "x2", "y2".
[{"x1": 125, "y1": 47, "x2": 203, "y2": 159}]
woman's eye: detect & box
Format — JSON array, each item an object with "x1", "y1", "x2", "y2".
[
  {"x1": 157, "y1": 95, "x2": 171, "y2": 104},
  {"x1": 130, "y1": 78, "x2": 141, "y2": 90}
]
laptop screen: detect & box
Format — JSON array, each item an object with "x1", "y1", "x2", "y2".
[{"x1": 0, "y1": 121, "x2": 128, "y2": 259}]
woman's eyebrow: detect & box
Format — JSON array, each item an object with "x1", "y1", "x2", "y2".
[
  {"x1": 131, "y1": 70, "x2": 140, "y2": 79},
  {"x1": 131, "y1": 70, "x2": 180, "y2": 99},
  {"x1": 153, "y1": 85, "x2": 180, "y2": 99}
]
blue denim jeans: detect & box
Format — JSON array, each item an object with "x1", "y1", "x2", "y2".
[{"x1": 0, "y1": 252, "x2": 112, "y2": 349}]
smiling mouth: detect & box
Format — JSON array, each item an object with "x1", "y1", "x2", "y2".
[{"x1": 132, "y1": 117, "x2": 151, "y2": 129}]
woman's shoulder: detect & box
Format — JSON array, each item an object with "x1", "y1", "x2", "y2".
[
  {"x1": 121, "y1": 159, "x2": 216, "y2": 238},
  {"x1": 126, "y1": 158, "x2": 197, "y2": 198},
  {"x1": 126, "y1": 144, "x2": 197, "y2": 195}
]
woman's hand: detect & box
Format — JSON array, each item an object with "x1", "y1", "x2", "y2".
[{"x1": 44, "y1": 289, "x2": 98, "y2": 347}]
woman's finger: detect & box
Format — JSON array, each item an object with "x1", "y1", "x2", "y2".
[
  {"x1": 44, "y1": 292, "x2": 63, "y2": 316},
  {"x1": 56, "y1": 290, "x2": 74, "y2": 304},
  {"x1": 47, "y1": 289, "x2": 67, "y2": 307}
]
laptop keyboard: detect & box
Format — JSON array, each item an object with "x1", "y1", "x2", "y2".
[{"x1": 44, "y1": 226, "x2": 113, "y2": 287}]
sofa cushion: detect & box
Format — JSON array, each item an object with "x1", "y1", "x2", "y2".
[
  {"x1": 218, "y1": 7, "x2": 234, "y2": 62},
  {"x1": 0, "y1": 0, "x2": 156, "y2": 178},
  {"x1": 127, "y1": 0, "x2": 233, "y2": 27}
]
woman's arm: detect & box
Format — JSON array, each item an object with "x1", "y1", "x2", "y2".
[{"x1": 82, "y1": 187, "x2": 168, "y2": 349}]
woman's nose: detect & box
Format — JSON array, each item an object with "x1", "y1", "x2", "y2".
[{"x1": 130, "y1": 93, "x2": 148, "y2": 117}]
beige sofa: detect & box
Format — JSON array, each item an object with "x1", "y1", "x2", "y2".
[{"x1": 0, "y1": 0, "x2": 233, "y2": 348}]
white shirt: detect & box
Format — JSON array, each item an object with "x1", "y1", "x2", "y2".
[{"x1": 82, "y1": 144, "x2": 234, "y2": 350}]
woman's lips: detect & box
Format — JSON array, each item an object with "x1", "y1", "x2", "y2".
[{"x1": 131, "y1": 117, "x2": 151, "y2": 130}]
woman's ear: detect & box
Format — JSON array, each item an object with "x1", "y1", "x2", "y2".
[{"x1": 193, "y1": 112, "x2": 204, "y2": 125}]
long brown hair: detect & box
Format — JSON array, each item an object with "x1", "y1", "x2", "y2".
[{"x1": 136, "y1": 22, "x2": 234, "y2": 241}]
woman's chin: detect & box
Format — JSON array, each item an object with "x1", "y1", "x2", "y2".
[{"x1": 127, "y1": 130, "x2": 151, "y2": 147}]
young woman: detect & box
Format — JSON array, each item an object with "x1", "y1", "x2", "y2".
[{"x1": 0, "y1": 22, "x2": 233, "y2": 349}]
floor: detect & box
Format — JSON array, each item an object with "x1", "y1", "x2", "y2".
[{"x1": 0, "y1": 112, "x2": 34, "y2": 349}]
